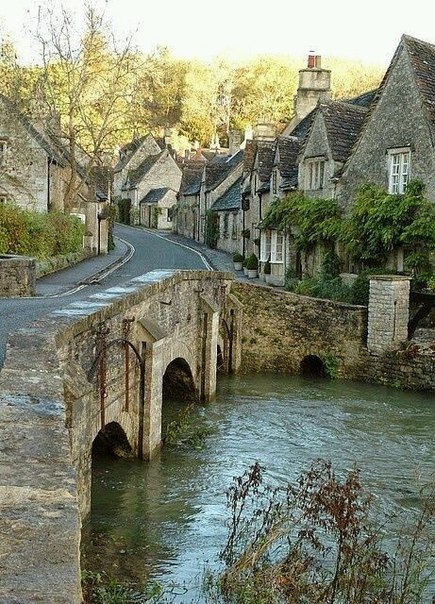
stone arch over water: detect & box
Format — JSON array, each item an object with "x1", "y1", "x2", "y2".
[
  {"x1": 300, "y1": 354, "x2": 326, "y2": 377},
  {"x1": 92, "y1": 421, "x2": 133, "y2": 459},
  {"x1": 162, "y1": 357, "x2": 198, "y2": 403}
]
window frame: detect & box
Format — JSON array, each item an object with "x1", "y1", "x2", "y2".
[
  {"x1": 387, "y1": 147, "x2": 411, "y2": 195},
  {"x1": 305, "y1": 157, "x2": 325, "y2": 190}
]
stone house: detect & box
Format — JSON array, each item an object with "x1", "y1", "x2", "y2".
[
  {"x1": 117, "y1": 141, "x2": 182, "y2": 228},
  {"x1": 337, "y1": 35, "x2": 435, "y2": 271},
  {"x1": 176, "y1": 158, "x2": 206, "y2": 240},
  {"x1": 0, "y1": 94, "x2": 69, "y2": 212},
  {"x1": 0, "y1": 94, "x2": 109, "y2": 254},
  {"x1": 112, "y1": 134, "x2": 162, "y2": 199},
  {"x1": 176, "y1": 149, "x2": 244, "y2": 246},
  {"x1": 209, "y1": 176, "x2": 243, "y2": 254}
]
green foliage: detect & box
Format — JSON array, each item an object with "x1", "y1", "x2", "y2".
[
  {"x1": 151, "y1": 206, "x2": 162, "y2": 229},
  {"x1": 342, "y1": 180, "x2": 435, "y2": 272},
  {"x1": 0, "y1": 203, "x2": 85, "y2": 258},
  {"x1": 232, "y1": 252, "x2": 244, "y2": 263},
  {"x1": 262, "y1": 193, "x2": 342, "y2": 252},
  {"x1": 245, "y1": 253, "x2": 258, "y2": 270},
  {"x1": 292, "y1": 275, "x2": 353, "y2": 303},
  {"x1": 322, "y1": 354, "x2": 339, "y2": 379},
  {"x1": 164, "y1": 403, "x2": 212, "y2": 450}
]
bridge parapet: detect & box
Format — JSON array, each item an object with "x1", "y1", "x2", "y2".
[{"x1": 0, "y1": 269, "x2": 238, "y2": 603}]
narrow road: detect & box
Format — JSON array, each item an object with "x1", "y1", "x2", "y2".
[{"x1": 0, "y1": 224, "x2": 212, "y2": 367}]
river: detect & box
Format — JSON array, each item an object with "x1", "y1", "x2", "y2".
[{"x1": 82, "y1": 374, "x2": 435, "y2": 602}]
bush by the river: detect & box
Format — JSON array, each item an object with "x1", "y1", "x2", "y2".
[{"x1": 0, "y1": 203, "x2": 85, "y2": 259}]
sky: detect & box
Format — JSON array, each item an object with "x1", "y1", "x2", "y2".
[{"x1": 1, "y1": 0, "x2": 435, "y2": 67}]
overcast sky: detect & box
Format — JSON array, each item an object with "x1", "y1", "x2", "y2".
[{"x1": 1, "y1": 0, "x2": 435, "y2": 67}]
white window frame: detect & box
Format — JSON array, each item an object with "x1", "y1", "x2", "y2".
[
  {"x1": 271, "y1": 231, "x2": 284, "y2": 263},
  {"x1": 260, "y1": 230, "x2": 283, "y2": 263},
  {"x1": 305, "y1": 157, "x2": 325, "y2": 190},
  {"x1": 387, "y1": 147, "x2": 411, "y2": 195},
  {"x1": 260, "y1": 230, "x2": 272, "y2": 261}
]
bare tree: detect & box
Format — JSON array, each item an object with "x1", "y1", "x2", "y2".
[{"x1": 35, "y1": 3, "x2": 142, "y2": 209}]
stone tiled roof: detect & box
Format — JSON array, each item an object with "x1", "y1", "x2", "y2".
[
  {"x1": 276, "y1": 136, "x2": 300, "y2": 190},
  {"x1": 211, "y1": 177, "x2": 242, "y2": 212},
  {"x1": 403, "y1": 34, "x2": 435, "y2": 146},
  {"x1": 287, "y1": 111, "x2": 316, "y2": 142},
  {"x1": 139, "y1": 187, "x2": 171, "y2": 204},
  {"x1": 125, "y1": 150, "x2": 166, "y2": 188},
  {"x1": 345, "y1": 89, "x2": 378, "y2": 108},
  {"x1": 179, "y1": 162, "x2": 204, "y2": 196},
  {"x1": 320, "y1": 100, "x2": 368, "y2": 163},
  {"x1": 256, "y1": 142, "x2": 276, "y2": 193},
  {"x1": 114, "y1": 136, "x2": 147, "y2": 172},
  {"x1": 205, "y1": 150, "x2": 244, "y2": 192}
]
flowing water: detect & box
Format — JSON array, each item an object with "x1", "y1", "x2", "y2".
[{"x1": 82, "y1": 374, "x2": 435, "y2": 601}]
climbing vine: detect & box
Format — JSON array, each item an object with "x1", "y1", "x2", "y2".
[
  {"x1": 261, "y1": 192, "x2": 342, "y2": 252},
  {"x1": 341, "y1": 180, "x2": 435, "y2": 273}
]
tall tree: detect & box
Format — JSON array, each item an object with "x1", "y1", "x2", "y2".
[{"x1": 36, "y1": 4, "x2": 141, "y2": 209}]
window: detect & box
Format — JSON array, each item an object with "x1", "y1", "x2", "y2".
[
  {"x1": 388, "y1": 148, "x2": 410, "y2": 194},
  {"x1": 223, "y1": 213, "x2": 229, "y2": 238},
  {"x1": 0, "y1": 140, "x2": 7, "y2": 164},
  {"x1": 260, "y1": 230, "x2": 283, "y2": 263},
  {"x1": 261, "y1": 230, "x2": 272, "y2": 261},
  {"x1": 306, "y1": 158, "x2": 325, "y2": 190},
  {"x1": 231, "y1": 212, "x2": 238, "y2": 239},
  {"x1": 167, "y1": 206, "x2": 174, "y2": 222}
]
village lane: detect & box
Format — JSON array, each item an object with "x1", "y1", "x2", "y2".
[{"x1": 0, "y1": 224, "x2": 213, "y2": 368}]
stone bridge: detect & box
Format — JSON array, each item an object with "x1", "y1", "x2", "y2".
[{"x1": 0, "y1": 269, "x2": 241, "y2": 603}]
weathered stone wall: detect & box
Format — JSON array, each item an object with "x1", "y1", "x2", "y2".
[
  {"x1": 338, "y1": 46, "x2": 435, "y2": 206},
  {"x1": 232, "y1": 281, "x2": 435, "y2": 392},
  {"x1": 0, "y1": 269, "x2": 238, "y2": 603},
  {"x1": 232, "y1": 281, "x2": 368, "y2": 377},
  {"x1": 0, "y1": 254, "x2": 36, "y2": 297},
  {"x1": 367, "y1": 275, "x2": 411, "y2": 353}
]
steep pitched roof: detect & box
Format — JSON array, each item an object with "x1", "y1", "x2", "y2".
[
  {"x1": 179, "y1": 161, "x2": 204, "y2": 196},
  {"x1": 205, "y1": 150, "x2": 244, "y2": 192},
  {"x1": 403, "y1": 34, "x2": 435, "y2": 146},
  {"x1": 345, "y1": 89, "x2": 378, "y2": 108},
  {"x1": 320, "y1": 100, "x2": 368, "y2": 163},
  {"x1": 255, "y1": 142, "x2": 276, "y2": 193},
  {"x1": 275, "y1": 136, "x2": 300, "y2": 190},
  {"x1": 126, "y1": 149, "x2": 166, "y2": 188},
  {"x1": 0, "y1": 94, "x2": 67, "y2": 166},
  {"x1": 114, "y1": 136, "x2": 147, "y2": 172},
  {"x1": 139, "y1": 187, "x2": 171, "y2": 204},
  {"x1": 211, "y1": 176, "x2": 242, "y2": 212}
]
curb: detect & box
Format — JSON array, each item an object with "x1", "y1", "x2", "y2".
[{"x1": 78, "y1": 237, "x2": 134, "y2": 285}]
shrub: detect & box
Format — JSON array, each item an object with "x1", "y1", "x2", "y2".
[
  {"x1": 233, "y1": 252, "x2": 244, "y2": 263},
  {"x1": 0, "y1": 203, "x2": 85, "y2": 259},
  {"x1": 210, "y1": 459, "x2": 435, "y2": 604},
  {"x1": 245, "y1": 253, "x2": 258, "y2": 270}
]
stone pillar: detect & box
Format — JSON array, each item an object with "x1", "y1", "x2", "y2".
[{"x1": 367, "y1": 275, "x2": 411, "y2": 353}]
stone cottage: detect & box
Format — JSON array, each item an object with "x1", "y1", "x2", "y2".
[
  {"x1": 114, "y1": 135, "x2": 181, "y2": 228},
  {"x1": 0, "y1": 94, "x2": 109, "y2": 254}
]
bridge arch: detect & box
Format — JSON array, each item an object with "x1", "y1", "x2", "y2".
[
  {"x1": 92, "y1": 421, "x2": 133, "y2": 459},
  {"x1": 300, "y1": 354, "x2": 326, "y2": 377},
  {"x1": 162, "y1": 357, "x2": 198, "y2": 403}
]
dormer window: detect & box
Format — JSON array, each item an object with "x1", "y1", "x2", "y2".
[
  {"x1": 388, "y1": 148, "x2": 410, "y2": 194},
  {"x1": 306, "y1": 158, "x2": 325, "y2": 190}
]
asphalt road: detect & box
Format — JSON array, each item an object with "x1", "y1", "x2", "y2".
[{"x1": 0, "y1": 224, "x2": 213, "y2": 368}]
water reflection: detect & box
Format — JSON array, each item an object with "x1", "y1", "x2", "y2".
[{"x1": 82, "y1": 374, "x2": 434, "y2": 598}]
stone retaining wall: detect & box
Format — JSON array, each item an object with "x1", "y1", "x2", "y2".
[
  {"x1": 232, "y1": 281, "x2": 368, "y2": 377},
  {"x1": 0, "y1": 254, "x2": 36, "y2": 297}
]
